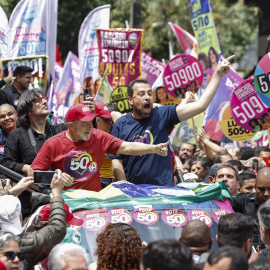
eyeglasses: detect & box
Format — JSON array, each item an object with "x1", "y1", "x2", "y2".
[
  {"x1": 0, "y1": 111, "x2": 15, "y2": 119},
  {"x1": 34, "y1": 96, "x2": 48, "y2": 104},
  {"x1": 3, "y1": 251, "x2": 24, "y2": 261},
  {"x1": 22, "y1": 76, "x2": 33, "y2": 81}
]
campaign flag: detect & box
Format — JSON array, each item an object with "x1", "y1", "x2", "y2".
[
  {"x1": 141, "y1": 51, "x2": 165, "y2": 86},
  {"x1": 8, "y1": 0, "x2": 58, "y2": 82},
  {"x1": 95, "y1": 67, "x2": 113, "y2": 104},
  {"x1": 0, "y1": 6, "x2": 8, "y2": 64},
  {"x1": 96, "y1": 28, "x2": 143, "y2": 89},
  {"x1": 62, "y1": 181, "x2": 233, "y2": 262},
  {"x1": 54, "y1": 52, "x2": 80, "y2": 118},
  {"x1": 78, "y1": 5, "x2": 110, "y2": 90},
  {"x1": 168, "y1": 22, "x2": 197, "y2": 57}
]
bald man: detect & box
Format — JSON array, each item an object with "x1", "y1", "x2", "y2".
[
  {"x1": 179, "y1": 220, "x2": 213, "y2": 264},
  {"x1": 233, "y1": 167, "x2": 270, "y2": 247}
]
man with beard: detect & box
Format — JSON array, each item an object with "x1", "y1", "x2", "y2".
[
  {"x1": 179, "y1": 143, "x2": 195, "y2": 162},
  {"x1": 108, "y1": 56, "x2": 234, "y2": 186}
]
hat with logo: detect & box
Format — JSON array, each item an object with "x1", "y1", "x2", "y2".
[
  {"x1": 65, "y1": 103, "x2": 97, "y2": 122},
  {"x1": 62, "y1": 228, "x2": 82, "y2": 245},
  {"x1": 95, "y1": 102, "x2": 111, "y2": 118},
  {"x1": 39, "y1": 203, "x2": 84, "y2": 226},
  {"x1": 0, "y1": 195, "x2": 22, "y2": 235}
]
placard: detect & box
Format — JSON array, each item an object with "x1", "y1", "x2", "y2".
[
  {"x1": 219, "y1": 102, "x2": 256, "y2": 141},
  {"x1": 110, "y1": 86, "x2": 132, "y2": 113},
  {"x1": 163, "y1": 54, "x2": 203, "y2": 97},
  {"x1": 254, "y1": 52, "x2": 270, "y2": 106},
  {"x1": 230, "y1": 79, "x2": 270, "y2": 131}
]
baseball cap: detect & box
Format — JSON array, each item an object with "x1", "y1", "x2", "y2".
[
  {"x1": 95, "y1": 102, "x2": 111, "y2": 118},
  {"x1": 65, "y1": 103, "x2": 97, "y2": 122},
  {"x1": 240, "y1": 157, "x2": 266, "y2": 168},
  {"x1": 183, "y1": 173, "x2": 198, "y2": 182},
  {"x1": 0, "y1": 195, "x2": 22, "y2": 235},
  {"x1": 39, "y1": 203, "x2": 84, "y2": 226}
]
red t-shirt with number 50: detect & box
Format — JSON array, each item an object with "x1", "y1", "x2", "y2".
[{"x1": 31, "y1": 129, "x2": 123, "y2": 192}]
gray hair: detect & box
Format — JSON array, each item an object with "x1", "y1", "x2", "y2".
[
  {"x1": 258, "y1": 199, "x2": 270, "y2": 235},
  {"x1": 0, "y1": 103, "x2": 16, "y2": 113},
  {"x1": 48, "y1": 243, "x2": 89, "y2": 270},
  {"x1": 0, "y1": 232, "x2": 20, "y2": 249}
]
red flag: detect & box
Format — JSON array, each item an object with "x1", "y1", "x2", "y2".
[{"x1": 55, "y1": 44, "x2": 63, "y2": 66}]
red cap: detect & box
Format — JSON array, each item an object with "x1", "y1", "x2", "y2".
[
  {"x1": 39, "y1": 203, "x2": 84, "y2": 226},
  {"x1": 95, "y1": 102, "x2": 111, "y2": 118},
  {"x1": 65, "y1": 103, "x2": 97, "y2": 122}
]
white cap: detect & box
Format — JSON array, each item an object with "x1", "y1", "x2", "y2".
[
  {"x1": 0, "y1": 195, "x2": 22, "y2": 235},
  {"x1": 183, "y1": 173, "x2": 198, "y2": 181}
]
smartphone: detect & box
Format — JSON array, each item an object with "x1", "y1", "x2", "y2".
[
  {"x1": 33, "y1": 171, "x2": 56, "y2": 185},
  {"x1": 84, "y1": 88, "x2": 92, "y2": 101}
]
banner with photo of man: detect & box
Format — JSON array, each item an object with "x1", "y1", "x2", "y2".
[
  {"x1": 0, "y1": 6, "x2": 8, "y2": 64},
  {"x1": 96, "y1": 28, "x2": 143, "y2": 89},
  {"x1": 8, "y1": 0, "x2": 58, "y2": 81},
  {"x1": 78, "y1": 5, "x2": 111, "y2": 93}
]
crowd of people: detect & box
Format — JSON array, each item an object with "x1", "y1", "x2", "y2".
[{"x1": 0, "y1": 56, "x2": 269, "y2": 270}]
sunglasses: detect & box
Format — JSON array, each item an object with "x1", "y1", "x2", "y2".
[
  {"x1": 0, "y1": 111, "x2": 15, "y2": 119},
  {"x1": 4, "y1": 251, "x2": 24, "y2": 261},
  {"x1": 34, "y1": 96, "x2": 48, "y2": 104}
]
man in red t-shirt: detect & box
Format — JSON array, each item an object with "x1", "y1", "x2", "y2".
[{"x1": 31, "y1": 103, "x2": 169, "y2": 192}]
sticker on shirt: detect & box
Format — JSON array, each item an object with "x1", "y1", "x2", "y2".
[
  {"x1": 161, "y1": 208, "x2": 187, "y2": 227},
  {"x1": 212, "y1": 209, "x2": 233, "y2": 224},
  {"x1": 131, "y1": 130, "x2": 153, "y2": 145},
  {"x1": 187, "y1": 209, "x2": 213, "y2": 227},
  {"x1": 64, "y1": 150, "x2": 98, "y2": 179},
  {"x1": 133, "y1": 205, "x2": 159, "y2": 225},
  {"x1": 0, "y1": 145, "x2": 4, "y2": 156},
  {"x1": 13, "y1": 99, "x2": 19, "y2": 107},
  {"x1": 81, "y1": 209, "x2": 107, "y2": 232},
  {"x1": 107, "y1": 208, "x2": 133, "y2": 224}
]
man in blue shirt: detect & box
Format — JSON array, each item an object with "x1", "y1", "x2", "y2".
[{"x1": 108, "y1": 56, "x2": 234, "y2": 186}]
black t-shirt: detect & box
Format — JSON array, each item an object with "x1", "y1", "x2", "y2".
[{"x1": 0, "y1": 84, "x2": 21, "y2": 109}]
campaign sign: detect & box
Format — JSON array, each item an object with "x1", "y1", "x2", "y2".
[
  {"x1": 133, "y1": 206, "x2": 159, "y2": 225},
  {"x1": 107, "y1": 208, "x2": 133, "y2": 225},
  {"x1": 212, "y1": 209, "x2": 233, "y2": 224},
  {"x1": 80, "y1": 209, "x2": 107, "y2": 232},
  {"x1": 163, "y1": 54, "x2": 203, "y2": 97},
  {"x1": 219, "y1": 102, "x2": 256, "y2": 141},
  {"x1": 110, "y1": 86, "x2": 132, "y2": 113},
  {"x1": 187, "y1": 209, "x2": 213, "y2": 227},
  {"x1": 230, "y1": 79, "x2": 269, "y2": 132},
  {"x1": 254, "y1": 53, "x2": 270, "y2": 106},
  {"x1": 161, "y1": 208, "x2": 187, "y2": 228}
]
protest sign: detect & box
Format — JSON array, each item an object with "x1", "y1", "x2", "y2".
[
  {"x1": 96, "y1": 28, "x2": 143, "y2": 89},
  {"x1": 78, "y1": 5, "x2": 110, "y2": 90},
  {"x1": 8, "y1": 0, "x2": 58, "y2": 81},
  {"x1": 219, "y1": 102, "x2": 256, "y2": 141},
  {"x1": 110, "y1": 86, "x2": 132, "y2": 113},
  {"x1": 1, "y1": 55, "x2": 48, "y2": 91},
  {"x1": 0, "y1": 6, "x2": 8, "y2": 64},
  {"x1": 63, "y1": 181, "x2": 233, "y2": 262},
  {"x1": 163, "y1": 54, "x2": 203, "y2": 97},
  {"x1": 230, "y1": 78, "x2": 270, "y2": 132},
  {"x1": 254, "y1": 52, "x2": 270, "y2": 106}
]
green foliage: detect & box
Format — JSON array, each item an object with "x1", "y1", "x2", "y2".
[{"x1": 0, "y1": 0, "x2": 259, "y2": 63}]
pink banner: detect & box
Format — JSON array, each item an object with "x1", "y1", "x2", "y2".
[
  {"x1": 141, "y1": 51, "x2": 165, "y2": 86},
  {"x1": 96, "y1": 28, "x2": 143, "y2": 89}
]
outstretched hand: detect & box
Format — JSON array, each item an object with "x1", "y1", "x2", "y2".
[
  {"x1": 155, "y1": 141, "x2": 169, "y2": 156},
  {"x1": 83, "y1": 96, "x2": 95, "y2": 112},
  {"x1": 216, "y1": 55, "x2": 235, "y2": 77}
]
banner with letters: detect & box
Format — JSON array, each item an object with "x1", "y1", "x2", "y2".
[
  {"x1": 8, "y1": 0, "x2": 58, "y2": 81},
  {"x1": 96, "y1": 28, "x2": 143, "y2": 89},
  {"x1": 63, "y1": 181, "x2": 233, "y2": 262},
  {"x1": 78, "y1": 5, "x2": 110, "y2": 91},
  {"x1": 0, "y1": 6, "x2": 8, "y2": 64},
  {"x1": 141, "y1": 51, "x2": 165, "y2": 86},
  {"x1": 1, "y1": 55, "x2": 48, "y2": 90}
]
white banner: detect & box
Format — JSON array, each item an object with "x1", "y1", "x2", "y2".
[
  {"x1": 8, "y1": 0, "x2": 58, "y2": 80},
  {"x1": 78, "y1": 5, "x2": 110, "y2": 90},
  {"x1": 0, "y1": 5, "x2": 8, "y2": 62}
]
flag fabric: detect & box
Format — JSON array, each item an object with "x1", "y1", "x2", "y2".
[
  {"x1": 0, "y1": 6, "x2": 8, "y2": 63},
  {"x1": 78, "y1": 5, "x2": 110, "y2": 89},
  {"x1": 55, "y1": 44, "x2": 63, "y2": 66},
  {"x1": 8, "y1": 0, "x2": 58, "y2": 81},
  {"x1": 54, "y1": 52, "x2": 80, "y2": 118},
  {"x1": 63, "y1": 181, "x2": 233, "y2": 262},
  {"x1": 168, "y1": 22, "x2": 197, "y2": 57},
  {"x1": 141, "y1": 51, "x2": 165, "y2": 86},
  {"x1": 94, "y1": 67, "x2": 113, "y2": 104},
  {"x1": 96, "y1": 28, "x2": 143, "y2": 90}
]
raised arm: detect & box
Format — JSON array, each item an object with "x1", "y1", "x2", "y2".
[
  {"x1": 116, "y1": 141, "x2": 169, "y2": 156},
  {"x1": 176, "y1": 55, "x2": 235, "y2": 122}
]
